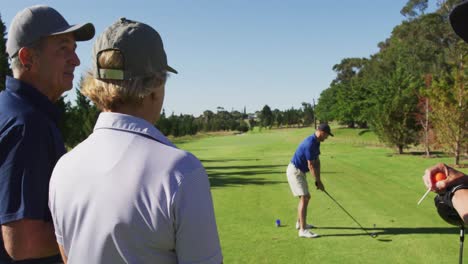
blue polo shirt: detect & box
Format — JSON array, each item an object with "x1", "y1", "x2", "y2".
[
  {"x1": 0, "y1": 76, "x2": 65, "y2": 263},
  {"x1": 290, "y1": 134, "x2": 320, "y2": 173}
]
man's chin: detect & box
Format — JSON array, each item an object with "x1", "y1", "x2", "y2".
[{"x1": 63, "y1": 80, "x2": 74, "y2": 91}]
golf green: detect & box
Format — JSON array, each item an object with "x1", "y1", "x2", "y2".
[{"x1": 175, "y1": 127, "x2": 467, "y2": 264}]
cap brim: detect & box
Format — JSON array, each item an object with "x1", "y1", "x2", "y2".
[
  {"x1": 450, "y1": 1, "x2": 468, "y2": 42},
  {"x1": 166, "y1": 65, "x2": 178, "y2": 74},
  {"x1": 51, "y1": 23, "x2": 95, "y2": 41},
  {"x1": 328, "y1": 132, "x2": 334, "y2": 137}
]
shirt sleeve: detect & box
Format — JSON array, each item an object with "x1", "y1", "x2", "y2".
[
  {"x1": 304, "y1": 137, "x2": 317, "y2": 161},
  {"x1": 0, "y1": 122, "x2": 55, "y2": 224},
  {"x1": 48, "y1": 171, "x2": 63, "y2": 246},
  {"x1": 172, "y1": 156, "x2": 223, "y2": 264}
]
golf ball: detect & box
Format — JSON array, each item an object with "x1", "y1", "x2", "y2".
[{"x1": 371, "y1": 233, "x2": 377, "y2": 238}]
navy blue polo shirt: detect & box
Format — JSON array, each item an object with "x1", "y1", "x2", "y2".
[
  {"x1": 290, "y1": 134, "x2": 320, "y2": 173},
  {"x1": 0, "y1": 76, "x2": 65, "y2": 263}
]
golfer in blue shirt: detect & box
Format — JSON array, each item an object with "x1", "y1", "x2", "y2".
[{"x1": 287, "y1": 124, "x2": 333, "y2": 238}]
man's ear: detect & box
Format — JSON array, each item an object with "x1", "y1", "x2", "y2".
[
  {"x1": 150, "y1": 86, "x2": 165, "y2": 101},
  {"x1": 17, "y1": 47, "x2": 35, "y2": 70}
]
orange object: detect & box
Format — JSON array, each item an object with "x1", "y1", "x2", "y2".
[{"x1": 433, "y1": 172, "x2": 447, "y2": 183}]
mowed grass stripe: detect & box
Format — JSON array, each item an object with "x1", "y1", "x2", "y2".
[{"x1": 175, "y1": 127, "x2": 467, "y2": 264}]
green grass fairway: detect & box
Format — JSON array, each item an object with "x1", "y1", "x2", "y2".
[{"x1": 174, "y1": 127, "x2": 467, "y2": 264}]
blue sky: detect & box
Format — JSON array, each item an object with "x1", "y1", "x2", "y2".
[{"x1": 2, "y1": 1, "x2": 437, "y2": 116}]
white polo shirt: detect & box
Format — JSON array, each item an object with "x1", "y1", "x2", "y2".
[{"x1": 49, "y1": 112, "x2": 222, "y2": 263}]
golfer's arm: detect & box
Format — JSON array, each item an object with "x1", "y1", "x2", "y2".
[
  {"x1": 452, "y1": 189, "x2": 468, "y2": 224},
  {"x1": 307, "y1": 159, "x2": 321, "y2": 182}
]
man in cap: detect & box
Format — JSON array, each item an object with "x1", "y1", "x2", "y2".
[
  {"x1": 0, "y1": 5, "x2": 94, "y2": 263},
  {"x1": 48, "y1": 18, "x2": 222, "y2": 263},
  {"x1": 286, "y1": 123, "x2": 333, "y2": 238},
  {"x1": 419, "y1": 0, "x2": 468, "y2": 226}
]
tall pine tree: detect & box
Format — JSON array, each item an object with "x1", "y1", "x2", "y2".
[{"x1": 0, "y1": 14, "x2": 11, "y2": 91}]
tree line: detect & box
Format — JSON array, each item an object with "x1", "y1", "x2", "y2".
[
  {"x1": 56, "y1": 85, "x2": 317, "y2": 146},
  {"x1": 57, "y1": 89, "x2": 316, "y2": 147},
  {"x1": 315, "y1": 0, "x2": 467, "y2": 165}
]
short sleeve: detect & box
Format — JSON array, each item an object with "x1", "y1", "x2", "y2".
[
  {"x1": 173, "y1": 158, "x2": 223, "y2": 264},
  {"x1": 48, "y1": 173, "x2": 64, "y2": 246},
  {"x1": 305, "y1": 137, "x2": 319, "y2": 161},
  {"x1": 0, "y1": 122, "x2": 56, "y2": 224}
]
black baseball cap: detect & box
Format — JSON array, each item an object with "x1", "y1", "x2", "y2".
[
  {"x1": 450, "y1": 0, "x2": 468, "y2": 42},
  {"x1": 6, "y1": 5, "x2": 95, "y2": 58},
  {"x1": 318, "y1": 123, "x2": 334, "y2": 137}
]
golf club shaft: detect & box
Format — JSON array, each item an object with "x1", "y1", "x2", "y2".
[
  {"x1": 459, "y1": 226, "x2": 464, "y2": 264},
  {"x1": 324, "y1": 191, "x2": 372, "y2": 237}
]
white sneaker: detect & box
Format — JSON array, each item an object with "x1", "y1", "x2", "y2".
[
  {"x1": 296, "y1": 221, "x2": 315, "y2": 230},
  {"x1": 299, "y1": 229, "x2": 319, "y2": 238}
]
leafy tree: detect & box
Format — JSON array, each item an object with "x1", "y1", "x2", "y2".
[
  {"x1": 315, "y1": 86, "x2": 338, "y2": 123},
  {"x1": 156, "y1": 109, "x2": 172, "y2": 135},
  {"x1": 429, "y1": 48, "x2": 468, "y2": 165},
  {"x1": 55, "y1": 96, "x2": 73, "y2": 147},
  {"x1": 401, "y1": 0, "x2": 428, "y2": 18},
  {"x1": 0, "y1": 14, "x2": 11, "y2": 91},
  {"x1": 62, "y1": 78, "x2": 100, "y2": 148},
  {"x1": 381, "y1": 12, "x2": 450, "y2": 155},
  {"x1": 283, "y1": 107, "x2": 302, "y2": 127},
  {"x1": 326, "y1": 57, "x2": 369, "y2": 127},
  {"x1": 301, "y1": 102, "x2": 314, "y2": 126},
  {"x1": 369, "y1": 63, "x2": 421, "y2": 154},
  {"x1": 272, "y1": 108, "x2": 284, "y2": 127},
  {"x1": 260, "y1": 104, "x2": 273, "y2": 128}
]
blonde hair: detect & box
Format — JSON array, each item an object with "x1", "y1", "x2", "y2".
[{"x1": 81, "y1": 50, "x2": 167, "y2": 111}]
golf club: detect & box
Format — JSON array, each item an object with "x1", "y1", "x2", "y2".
[
  {"x1": 459, "y1": 225, "x2": 464, "y2": 264},
  {"x1": 324, "y1": 190, "x2": 377, "y2": 238}
]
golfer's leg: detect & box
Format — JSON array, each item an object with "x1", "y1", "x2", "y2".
[{"x1": 298, "y1": 194, "x2": 310, "y2": 230}]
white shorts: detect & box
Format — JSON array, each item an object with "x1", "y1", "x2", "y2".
[{"x1": 286, "y1": 163, "x2": 309, "y2": 196}]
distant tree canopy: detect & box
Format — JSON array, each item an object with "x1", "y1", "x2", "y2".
[{"x1": 316, "y1": 0, "x2": 467, "y2": 163}]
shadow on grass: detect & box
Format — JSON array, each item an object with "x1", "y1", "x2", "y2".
[
  {"x1": 358, "y1": 129, "x2": 371, "y2": 136},
  {"x1": 204, "y1": 161, "x2": 342, "y2": 187},
  {"x1": 200, "y1": 158, "x2": 258, "y2": 163},
  {"x1": 209, "y1": 176, "x2": 286, "y2": 187},
  {"x1": 316, "y1": 226, "x2": 460, "y2": 240},
  {"x1": 204, "y1": 163, "x2": 288, "y2": 188},
  {"x1": 204, "y1": 164, "x2": 285, "y2": 170},
  {"x1": 385, "y1": 151, "x2": 451, "y2": 158}
]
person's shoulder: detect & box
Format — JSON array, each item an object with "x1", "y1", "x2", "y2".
[
  {"x1": 0, "y1": 100, "x2": 47, "y2": 127},
  {"x1": 168, "y1": 147, "x2": 203, "y2": 170},
  {"x1": 302, "y1": 134, "x2": 316, "y2": 143},
  {"x1": 0, "y1": 109, "x2": 44, "y2": 139},
  {"x1": 0, "y1": 89, "x2": 33, "y2": 114},
  {"x1": 158, "y1": 146, "x2": 205, "y2": 176}
]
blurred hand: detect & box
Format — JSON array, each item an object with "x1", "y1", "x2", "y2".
[
  {"x1": 315, "y1": 181, "x2": 325, "y2": 192},
  {"x1": 423, "y1": 163, "x2": 467, "y2": 192}
]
